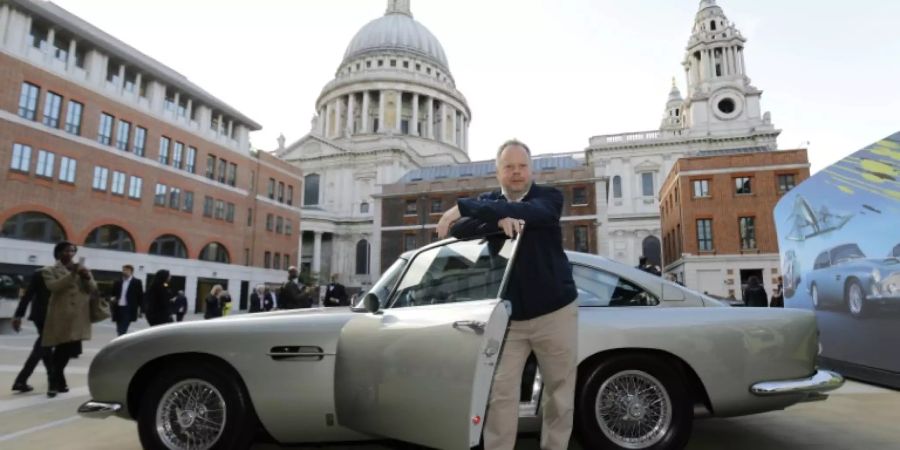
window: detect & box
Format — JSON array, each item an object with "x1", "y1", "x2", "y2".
[
  {"x1": 225, "y1": 202, "x2": 235, "y2": 223},
  {"x1": 183, "y1": 191, "x2": 194, "y2": 212},
  {"x1": 304, "y1": 174, "x2": 319, "y2": 206},
  {"x1": 360, "y1": 202, "x2": 369, "y2": 214},
  {"x1": 106, "y1": 58, "x2": 122, "y2": 84},
  {"x1": 154, "y1": 184, "x2": 167, "y2": 205},
  {"x1": 172, "y1": 142, "x2": 184, "y2": 169},
  {"x1": 29, "y1": 21, "x2": 49, "y2": 50},
  {"x1": 123, "y1": 69, "x2": 137, "y2": 93},
  {"x1": 276, "y1": 216, "x2": 284, "y2": 234},
  {"x1": 42, "y1": 92, "x2": 62, "y2": 128},
  {"x1": 18, "y1": 82, "x2": 40, "y2": 120},
  {"x1": 739, "y1": 216, "x2": 756, "y2": 249},
  {"x1": 226, "y1": 162, "x2": 237, "y2": 186},
  {"x1": 266, "y1": 213, "x2": 274, "y2": 231},
  {"x1": 405, "y1": 199, "x2": 417, "y2": 215},
  {"x1": 697, "y1": 219, "x2": 713, "y2": 251},
  {"x1": 98, "y1": 113, "x2": 114, "y2": 145},
  {"x1": 356, "y1": 239, "x2": 369, "y2": 275},
  {"x1": 284, "y1": 255, "x2": 290, "y2": 268},
  {"x1": 572, "y1": 265, "x2": 659, "y2": 307},
  {"x1": 641, "y1": 172, "x2": 655, "y2": 197},
  {"x1": 92, "y1": 166, "x2": 109, "y2": 191},
  {"x1": 735, "y1": 176, "x2": 752, "y2": 194},
  {"x1": 217, "y1": 159, "x2": 226, "y2": 183},
  {"x1": 403, "y1": 234, "x2": 416, "y2": 251},
  {"x1": 777, "y1": 174, "x2": 796, "y2": 193},
  {"x1": 1, "y1": 212, "x2": 66, "y2": 243},
  {"x1": 58, "y1": 156, "x2": 76, "y2": 183},
  {"x1": 84, "y1": 225, "x2": 135, "y2": 252},
  {"x1": 64, "y1": 100, "x2": 83, "y2": 135},
  {"x1": 10, "y1": 143, "x2": 31, "y2": 172},
  {"x1": 158, "y1": 137, "x2": 170, "y2": 164},
  {"x1": 203, "y1": 196, "x2": 214, "y2": 217},
  {"x1": 285, "y1": 220, "x2": 292, "y2": 235},
  {"x1": 185, "y1": 147, "x2": 197, "y2": 173},
  {"x1": 35, "y1": 150, "x2": 54, "y2": 177},
  {"x1": 199, "y1": 243, "x2": 230, "y2": 263},
  {"x1": 247, "y1": 208, "x2": 253, "y2": 226},
  {"x1": 205, "y1": 154, "x2": 216, "y2": 179},
  {"x1": 274, "y1": 253, "x2": 282, "y2": 270},
  {"x1": 572, "y1": 187, "x2": 588, "y2": 205},
  {"x1": 574, "y1": 226, "x2": 589, "y2": 252},
  {"x1": 214, "y1": 200, "x2": 225, "y2": 220},
  {"x1": 245, "y1": 248, "x2": 250, "y2": 266},
  {"x1": 692, "y1": 179, "x2": 710, "y2": 198},
  {"x1": 612, "y1": 176, "x2": 622, "y2": 199},
  {"x1": 430, "y1": 199, "x2": 443, "y2": 214},
  {"x1": 149, "y1": 234, "x2": 187, "y2": 258},
  {"x1": 267, "y1": 178, "x2": 276, "y2": 199},
  {"x1": 813, "y1": 251, "x2": 830, "y2": 270},
  {"x1": 264, "y1": 251, "x2": 272, "y2": 269},
  {"x1": 277, "y1": 182, "x2": 285, "y2": 203},
  {"x1": 164, "y1": 88, "x2": 176, "y2": 112},
  {"x1": 111, "y1": 171, "x2": 126, "y2": 195},
  {"x1": 176, "y1": 96, "x2": 188, "y2": 118},
  {"x1": 168, "y1": 187, "x2": 181, "y2": 209},
  {"x1": 115, "y1": 120, "x2": 131, "y2": 151},
  {"x1": 286, "y1": 185, "x2": 294, "y2": 205},
  {"x1": 133, "y1": 127, "x2": 147, "y2": 156},
  {"x1": 128, "y1": 176, "x2": 143, "y2": 199}
]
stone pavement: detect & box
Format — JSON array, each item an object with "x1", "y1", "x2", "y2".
[{"x1": 1, "y1": 316, "x2": 899, "y2": 450}]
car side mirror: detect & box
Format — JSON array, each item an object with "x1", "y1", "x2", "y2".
[{"x1": 363, "y1": 293, "x2": 381, "y2": 314}]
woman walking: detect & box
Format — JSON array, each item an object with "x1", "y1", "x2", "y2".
[
  {"x1": 204, "y1": 284, "x2": 224, "y2": 319},
  {"x1": 144, "y1": 270, "x2": 174, "y2": 326},
  {"x1": 743, "y1": 276, "x2": 769, "y2": 307}
]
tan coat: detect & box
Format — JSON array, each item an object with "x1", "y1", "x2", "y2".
[{"x1": 41, "y1": 262, "x2": 96, "y2": 347}]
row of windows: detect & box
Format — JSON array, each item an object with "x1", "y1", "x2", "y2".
[
  {"x1": 19, "y1": 82, "x2": 84, "y2": 135},
  {"x1": 267, "y1": 177, "x2": 294, "y2": 205},
  {"x1": 265, "y1": 214, "x2": 293, "y2": 235},
  {"x1": 690, "y1": 174, "x2": 797, "y2": 199},
  {"x1": 400, "y1": 187, "x2": 591, "y2": 217},
  {"x1": 611, "y1": 173, "x2": 656, "y2": 199},
  {"x1": 692, "y1": 217, "x2": 757, "y2": 252},
  {"x1": 263, "y1": 251, "x2": 290, "y2": 270},
  {"x1": 201, "y1": 196, "x2": 235, "y2": 223},
  {"x1": 205, "y1": 154, "x2": 237, "y2": 187},
  {"x1": 342, "y1": 56, "x2": 450, "y2": 83}
]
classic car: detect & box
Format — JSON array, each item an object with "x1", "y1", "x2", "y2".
[
  {"x1": 78, "y1": 234, "x2": 843, "y2": 450},
  {"x1": 806, "y1": 243, "x2": 900, "y2": 318},
  {"x1": 782, "y1": 249, "x2": 801, "y2": 299}
]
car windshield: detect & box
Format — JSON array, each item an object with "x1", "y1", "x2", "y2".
[
  {"x1": 830, "y1": 244, "x2": 865, "y2": 263},
  {"x1": 354, "y1": 258, "x2": 406, "y2": 309},
  {"x1": 387, "y1": 236, "x2": 514, "y2": 309}
]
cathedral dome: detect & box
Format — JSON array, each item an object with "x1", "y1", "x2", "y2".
[{"x1": 341, "y1": 1, "x2": 449, "y2": 72}]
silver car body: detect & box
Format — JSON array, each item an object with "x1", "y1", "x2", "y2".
[{"x1": 81, "y1": 237, "x2": 841, "y2": 448}]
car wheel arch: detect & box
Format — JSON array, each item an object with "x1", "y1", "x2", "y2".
[{"x1": 577, "y1": 348, "x2": 713, "y2": 417}]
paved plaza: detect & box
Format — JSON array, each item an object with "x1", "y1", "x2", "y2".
[{"x1": 1, "y1": 317, "x2": 898, "y2": 450}]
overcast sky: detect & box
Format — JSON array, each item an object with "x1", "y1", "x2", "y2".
[{"x1": 51, "y1": 0, "x2": 900, "y2": 173}]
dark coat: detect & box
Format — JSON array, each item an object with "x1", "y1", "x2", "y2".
[
  {"x1": 770, "y1": 284, "x2": 784, "y2": 308},
  {"x1": 14, "y1": 270, "x2": 51, "y2": 325},
  {"x1": 144, "y1": 284, "x2": 173, "y2": 325},
  {"x1": 173, "y1": 294, "x2": 188, "y2": 315},
  {"x1": 743, "y1": 285, "x2": 769, "y2": 307},
  {"x1": 111, "y1": 277, "x2": 143, "y2": 322},
  {"x1": 279, "y1": 280, "x2": 308, "y2": 309},
  {"x1": 249, "y1": 292, "x2": 275, "y2": 312},
  {"x1": 204, "y1": 294, "x2": 222, "y2": 319},
  {"x1": 325, "y1": 282, "x2": 348, "y2": 306},
  {"x1": 454, "y1": 183, "x2": 577, "y2": 321}
]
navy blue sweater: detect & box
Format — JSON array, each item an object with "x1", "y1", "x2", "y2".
[{"x1": 455, "y1": 183, "x2": 577, "y2": 320}]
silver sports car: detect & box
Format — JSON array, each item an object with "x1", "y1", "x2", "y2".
[{"x1": 78, "y1": 234, "x2": 843, "y2": 450}]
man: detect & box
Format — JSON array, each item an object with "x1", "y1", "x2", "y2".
[
  {"x1": 637, "y1": 255, "x2": 661, "y2": 276},
  {"x1": 249, "y1": 285, "x2": 265, "y2": 313},
  {"x1": 278, "y1": 266, "x2": 308, "y2": 309},
  {"x1": 11, "y1": 270, "x2": 53, "y2": 393},
  {"x1": 325, "y1": 274, "x2": 348, "y2": 307},
  {"x1": 173, "y1": 290, "x2": 188, "y2": 321},
  {"x1": 110, "y1": 265, "x2": 143, "y2": 335},
  {"x1": 437, "y1": 139, "x2": 578, "y2": 450}
]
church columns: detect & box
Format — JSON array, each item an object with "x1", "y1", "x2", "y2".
[
  {"x1": 411, "y1": 93, "x2": 419, "y2": 136},
  {"x1": 451, "y1": 108, "x2": 458, "y2": 146},
  {"x1": 335, "y1": 98, "x2": 344, "y2": 138},
  {"x1": 312, "y1": 231, "x2": 323, "y2": 275},
  {"x1": 346, "y1": 93, "x2": 355, "y2": 136},
  {"x1": 377, "y1": 90, "x2": 385, "y2": 133},
  {"x1": 426, "y1": 97, "x2": 435, "y2": 139},
  {"x1": 440, "y1": 102, "x2": 448, "y2": 143},
  {"x1": 361, "y1": 91, "x2": 370, "y2": 133},
  {"x1": 325, "y1": 102, "x2": 333, "y2": 137},
  {"x1": 739, "y1": 48, "x2": 746, "y2": 76},
  {"x1": 394, "y1": 90, "x2": 402, "y2": 133}
]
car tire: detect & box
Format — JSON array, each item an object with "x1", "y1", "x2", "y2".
[
  {"x1": 137, "y1": 361, "x2": 257, "y2": 450},
  {"x1": 811, "y1": 283, "x2": 821, "y2": 310},
  {"x1": 845, "y1": 279, "x2": 867, "y2": 319},
  {"x1": 575, "y1": 354, "x2": 693, "y2": 450}
]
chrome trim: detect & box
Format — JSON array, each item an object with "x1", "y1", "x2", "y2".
[
  {"x1": 77, "y1": 401, "x2": 122, "y2": 419},
  {"x1": 518, "y1": 369, "x2": 544, "y2": 417},
  {"x1": 750, "y1": 370, "x2": 844, "y2": 396}
]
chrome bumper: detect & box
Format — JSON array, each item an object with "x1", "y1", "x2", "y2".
[
  {"x1": 751, "y1": 369, "x2": 844, "y2": 397},
  {"x1": 77, "y1": 400, "x2": 122, "y2": 419}
]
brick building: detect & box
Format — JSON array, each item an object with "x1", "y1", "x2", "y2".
[
  {"x1": 0, "y1": 0, "x2": 301, "y2": 311},
  {"x1": 659, "y1": 148, "x2": 810, "y2": 300},
  {"x1": 376, "y1": 154, "x2": 601, "y2": 271}
]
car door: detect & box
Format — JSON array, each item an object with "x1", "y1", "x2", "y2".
[{"x1": 335, "y1": 235, "x2": 518, "y2": 450}]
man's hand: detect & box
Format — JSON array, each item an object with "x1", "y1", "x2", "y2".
[
  {"x1": 498, "y1": 217, "x2": 525, "y2": 238},
  {"x1": 77, "y1": 265, "x2": 92, "y2": 279},
  {"x1": 11, "y1": 318, "x2": 22, "y2": 333},
  {"x1": 436, "y1": 206, "x2": 462, "y2": 239}
]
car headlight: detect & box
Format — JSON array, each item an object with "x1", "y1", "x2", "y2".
[{"x1": 872, "y1": 269, "x2": 881, "y2": 283}]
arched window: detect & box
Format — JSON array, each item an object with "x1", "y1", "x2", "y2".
[
  {"x1": 304, "y1": 174, "x2": 320, "y2": 206},
  {"x1": 199, "y1": 242, "x2": 230, "y2": 263},
  {"x1": 710, "y1": 20, "x2": 717, "y2": 31},
  {"x1": 84, "y1": 225, "x2": 135, "y2": 252},
  {"x1": 1, "y1": 211, "x2": 66, "y2": 243},
  {"x1": 149, "y1": 234, "x2": 187, "y2": 258},
  {"x1": 355, "y1": 239, "x2": 370, "y2": 275},
  {"x1": 642, "y1": 235, "x2": 662, "y2": 269},
  {"x1": 612, "y1": 176, "x2": 622, "y2": 199},
  {"x1": 360, "y1": 202, "x2": 369, "y2": 214}
]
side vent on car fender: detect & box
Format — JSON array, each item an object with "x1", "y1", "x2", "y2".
[{"x1": 268, "y1": 346, "x2": 327, "y2": 361}]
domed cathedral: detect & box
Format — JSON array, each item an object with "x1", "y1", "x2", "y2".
[
  {"x1": 587, "y1": 0, "x2": 780, "y2": 272},
  {"x1": 277, "y1": 0, "x2": 471, "y2": 288}
]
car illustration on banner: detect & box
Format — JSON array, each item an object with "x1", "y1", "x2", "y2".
[{"x1": 805, "y1": 243, "x2": 900, "y2": 317}]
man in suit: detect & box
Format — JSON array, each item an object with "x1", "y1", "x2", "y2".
[
  {"x1": 110, "y1": 265, "x2": 143, "y2": 336},
  {"x1": 278, "y1": 266, "x2": 306, "y2": 309},
  {"x1": 11, "y1": 270, "x2": 53, "y2": 393},
  {"x1": 325, "y1": 274, "x2": 348, "y2": 306},
  {"x1": 437, "y1": 139, "x2": 578, "y2": 450}
]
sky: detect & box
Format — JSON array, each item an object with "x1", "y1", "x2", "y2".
[{"x1": 50, "y1": 0, "x2": 900, "y2": 174}]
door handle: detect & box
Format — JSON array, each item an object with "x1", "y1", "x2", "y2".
[{"x1": 453, "y1": 320, "x2": 486, "y2": 334}]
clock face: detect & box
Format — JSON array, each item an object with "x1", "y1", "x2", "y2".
[{"x1": 711, "y1": 92, "x2": 742, "y2": 120}]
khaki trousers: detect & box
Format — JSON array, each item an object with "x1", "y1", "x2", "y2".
[{"x1": 484, "y1": 301, "x2": 578, "y2": 450}]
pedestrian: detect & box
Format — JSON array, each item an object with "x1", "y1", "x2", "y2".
[
  {"x1": 249, "y1": 285, "x2": 264, "y2": 313},
  {"x1": 11, "y1": 270, "x2": 53, "y2": 394},
  {"x1": 144, "y1": 270, "x2": 174, "y2": 325},
  {"x1": 325, "y1": 274, "x2": 348, "y2": 306},
  {"x1": 110, "y1": 264, "x2": 143, "y2": 336},
  {"x1": 637, "y1": 255, "x2": 661, "y2": 276},
  {"x1": 41, "y1": 241, "x2": 96, "y2": 397},
  {"x1": 266, "y1": 286, "x2": 277, "y2": 310},
  {"x1": 204, "y1": 285, "x2": 223, "y2": 319},
  {"x1": 437, "y1": 139, "x2": 578, "y2": 450},
  {"x1": 771, "y1": 276, "x2": 784, "y2": 308},
  {"x1": 278, "y1": 266, "x2": 306, "y2": 309},
  {"x1": 743, "y1": 276, "x2": 769, "y2": 307},
  {"x1": 173, "y1": 290, "x2": 188, "y2": 321},
  {"x1": 219, "y1": 289, "x2": 233, "y2": 315}
]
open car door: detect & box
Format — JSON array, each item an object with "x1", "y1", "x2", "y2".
[{"x1": 335, "y1": 234, "x2": 519, "y2": 450}]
